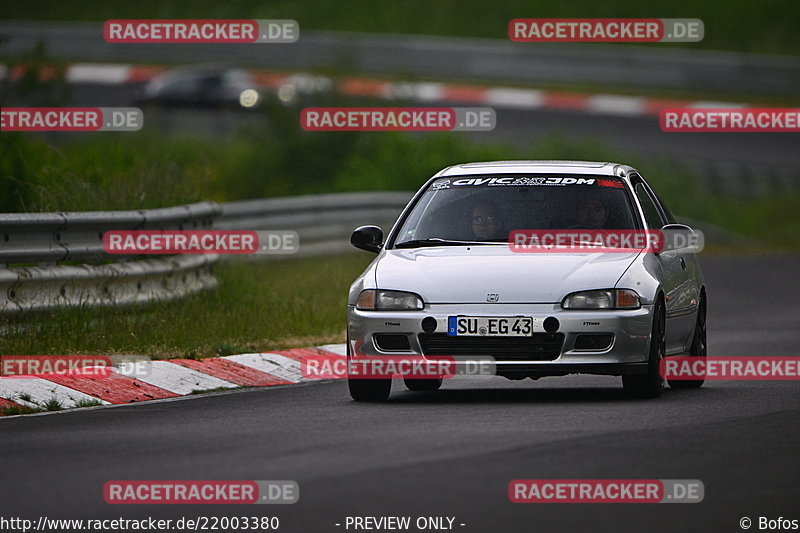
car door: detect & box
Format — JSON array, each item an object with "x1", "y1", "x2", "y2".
[
  {"x1": 629, "y1": 174, "x2": 688, "y2": 355},
  {"x1": 648, "y1": 182, "x2": 702, "y2": 352}
]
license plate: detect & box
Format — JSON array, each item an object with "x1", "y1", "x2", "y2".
[{"x1": 447, "y1": 316, "x2": 537, "y2": 337}]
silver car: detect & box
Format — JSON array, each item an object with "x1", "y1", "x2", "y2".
[{"x1": 347, "y1": 161, "x2": 707, "y2": 401}]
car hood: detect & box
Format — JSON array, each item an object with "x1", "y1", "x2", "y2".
[{"x1": 375, "y1": 246, "x2": 640, "y2": 304}]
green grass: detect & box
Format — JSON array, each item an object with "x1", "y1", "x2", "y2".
[
  {"x1": 0, "y1": 404, "x2": 40, "y2": 416},
  {"x1": 73, "y1": 398, "x2": 103, "y2": 408},
  {"x1": 41, "y1": 398, "x2": 64, "y2": 411},
  {"x1": 0, "y1": 109, "x2": 511, "y2": 212},
  {"x1": 2, "y1": 0, "x2": 799, "y2": 55},
  {"x1": 0, "y1": 254, "x2": 372, "y2": 357},
  {"x1": 0, "y1": 132, "x2": 211, "y2": 212}
]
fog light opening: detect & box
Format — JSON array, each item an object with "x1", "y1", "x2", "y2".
[
  {"x1": 421, "y1": 317, "x2": 437, "y2": 333},
  {"x1": 543, "y1": 316, "x2": 560, "y2": 334}
]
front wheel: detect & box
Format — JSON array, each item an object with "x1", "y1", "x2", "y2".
[
  {"x1": 623, "y1": 301, "x2": 666, "y2": 398},
  {"x1": 347, "y1": 338, "x2": 391, "y2": 402},
  {"x1": 404, "y1": 377, "x2": 443, "y2": 391},
  {"x1": 348, "y1": 378, "x2": 391, "y2": 402},
  {"x1": 669, "y1": 295, "x2": 706, "y2": 389}
]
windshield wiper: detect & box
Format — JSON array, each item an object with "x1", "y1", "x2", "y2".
[{"x1": 394, "y1": 238, "x2": 490, "y2": 248}]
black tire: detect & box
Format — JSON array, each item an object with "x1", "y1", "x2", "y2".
[
  {"x1": 346, "y1": 338, "x2": 391, "y2": 402},
  {"x1": 669, "y1": 295, "x2": 706, "y2": 389},
  {"x1": 404, "y1": 377, "x2": 443, "y2": 391},
  {"x1": 623, "y1": 300, "x2": 666, "y2": 398},
  {"x1": 348, "y1": 378, "x2": 392, "y2": 402}
]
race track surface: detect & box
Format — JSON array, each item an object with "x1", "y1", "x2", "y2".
[{"x1": 2, "y1": 254, "x2": 799, "y2": 532}]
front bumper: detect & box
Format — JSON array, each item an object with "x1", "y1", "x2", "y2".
[{"x1": 348, "y1": 303, "x2": 653, "y2": 377}]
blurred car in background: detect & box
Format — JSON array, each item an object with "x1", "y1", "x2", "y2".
[{"x1": 137, "y1": 64, "x2": 261, "y2": 108}]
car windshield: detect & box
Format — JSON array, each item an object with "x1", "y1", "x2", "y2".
[{"x1": 392, "y1": 174, "x2": 639, "y2": 247}]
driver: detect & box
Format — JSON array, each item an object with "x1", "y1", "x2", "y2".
[
  {"x1": 574, "y1": 198, "x2": 609, "y2": 228},
  {"x1": 471, "y1": 202, "x2": 506, "y2": 240}
]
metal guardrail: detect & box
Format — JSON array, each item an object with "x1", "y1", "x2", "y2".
[
  {"x1": 217, "y1": 192, "x2": 411, "y2": 257},
  {"x1": 0, "y1": 202, "x2": 221, "y2": 314},
  {"x1": 1, "y1": 21, "x2": 799, "y2": 96},
  {"x1": 0, "y1": 193, "x2": 411, "y2": 315},
  {"x1": 0, "y1": 254, "x2": 219, "y2": 315},
  {"x1": 0, "y1": 202, "x2": 220, "y2": 264}
]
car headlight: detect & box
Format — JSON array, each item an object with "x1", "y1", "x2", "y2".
[
  {"x1": 356, "y1": 289, "x2": 424, "y2": 311},
  {"x1": 562, "y1": 289, "x2": 641, "y2": 310}
]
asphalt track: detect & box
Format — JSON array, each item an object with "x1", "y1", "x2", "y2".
[{"x1": 2, "y1": 253, "x2": 799, "y2": 532}]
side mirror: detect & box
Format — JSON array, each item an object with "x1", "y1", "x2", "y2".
[
  {"x1": 659, "y1": 224, "x2": 703, "y2": 254},
  {"x1": 351, "y1": 225, "x2": 383, "y2": 253},
  {"x1": 661, "y1": 223, "x2": 693, "y2": 232}
]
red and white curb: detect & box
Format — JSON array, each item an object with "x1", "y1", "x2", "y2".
[
  {"x1": 0, "y1": 62, "x2": 750, "y2": 117},
  {"x1": 0, "y1": 345, "x2": 346, "y2": 415}
]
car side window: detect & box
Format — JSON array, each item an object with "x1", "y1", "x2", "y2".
[
  {"x1": 653, "y1": 191, "x2": 677, "y2": 224},
  {"x1": 633, "y1": 181, "x2": 665, "y2": 229}
]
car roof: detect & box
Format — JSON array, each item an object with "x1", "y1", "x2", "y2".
[{"x1": 436, "y1": 160, "x2": 637, "y2": 178}]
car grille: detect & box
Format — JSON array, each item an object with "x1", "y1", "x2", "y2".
[{"x1": 418, "y1": 333, "x2": 564, "y2": 361}]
